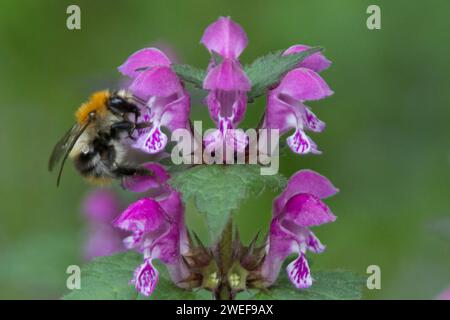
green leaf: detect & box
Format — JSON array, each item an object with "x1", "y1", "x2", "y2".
[
  {"x1": 169, "y1": 165, "x2": 286, "y2": 241},
  {"x1": 63, "y1": 251, "x2": 211, "y2": 300},
  {"x1": 247, "y1": 270, "x2": 365, "y2": 300},
  {"x1": 172, "y1": 64, "x2": 206, "y2": 88},
  {"x1": 245, "y1": 47, "x2": 323, "y2": 101}
]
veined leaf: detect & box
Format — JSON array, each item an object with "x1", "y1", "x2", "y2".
[
  {"x1": 169, "y1": 165, "x2": 286, "y2": 242},
  {"x1": 63, "y1": 252, "x2": 211, "y2": 300}
]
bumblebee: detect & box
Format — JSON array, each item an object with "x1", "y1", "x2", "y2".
[{"x1": 48, "y1": 90, "x2": 149, "y2": 186}]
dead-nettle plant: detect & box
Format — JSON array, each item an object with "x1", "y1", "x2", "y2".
[{"x1": 64, "y1": 16, "x2": 364, "y2": 300}]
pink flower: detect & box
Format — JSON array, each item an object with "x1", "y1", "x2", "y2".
[
  {"x1": 262, "y1": 46, "x2": 333, "y2": 155},
  {"x1": 201, "y1": 17, "x2": 251, "y2": 152},
  {"x1": 82, "y1": 189, "x2": 125, "y2": 260},
  {"x1": 113, "y1": 163, "x2": 189, "y2": 296},
  {"x1": 118, "y1": 48, "x2": 190, "y2": 154},
  {"x1": 283, "y1": 44, "x2": 331, "y2": 73},
  {"x1": 261, "y1": 170, "x2": 338, "y2": 289}
]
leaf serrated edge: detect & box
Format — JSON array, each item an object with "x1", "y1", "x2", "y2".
[
  {"x1": 172, "y1": 64, "x2": 206, "y2": 88},
  {"x1": 245, "y1": 47, "x2": 324, "y2": 101}
]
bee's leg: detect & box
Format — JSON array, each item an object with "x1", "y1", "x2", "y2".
[
  {"x1": 110, "y1": 121, "x2": 136, "y2": 140},
  {"x1": 108, "y1": 97, "x2": 141, "y2": 123},
  {"x1": 113, "y1": 165, "x2": 153, "y2": 177}
]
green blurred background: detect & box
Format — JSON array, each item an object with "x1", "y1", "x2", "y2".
[{"x1": 1, "y1": 0, "x2": 449, "y2": 299}]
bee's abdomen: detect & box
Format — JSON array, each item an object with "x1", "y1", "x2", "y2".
[
  {"x1": 74, "y1": 138, "x2": 117, "y2": 179},
  {"x1": 74, "y1": 152, "x2": 104, "y2": 178}
]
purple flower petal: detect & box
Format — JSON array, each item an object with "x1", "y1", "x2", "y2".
[
  {"x1": 286, "y1": 253, "x2": 313, "y2": 289},
  {"x1": 157, "y1": 190, "x2": 190, "y2": 255},
  {"x1": 263, "y1": 90, "x2": 326, "y2": 155},
  {"x1": 273, "y1": 169, "x2": 338, "y2": 215},
  {"x1": 307, "y1": 230, "x2": 326, "y2": 253},
  {"x1": 150, "y1": 225, "x2": 180, "y2": 264},
  {"x1": 284, "y1": 44, "x2": 331, "y2": 73},
  {"x1": 263, "y1": 170, "x2": 337, "y2": 289},
  {"x1": 84, "y1": 228, "x2": 124, "y2": 260},
  {"x1": 117, "y1": 188, "x2": 189, "y2": 295},
  {"x1": 123, "y1": 231, "x2": 144, "y2": 250},
  {"x1": 118, "y1": 48, "x2": 171, "y2": 78},
  {"x1": 132, "y1": 259, "x2": 158, "y2": 296},
  {"x1": 263, "y1": 91, "x2": 299, "y2": 134},
  {"x1": 122, "y1": 163, "x2": 170, "y2": 193},
  {"x1": 283, "y1": 193, "x2": 336, "y2": 227},
  {"x1": 303, "y1": 107, "x2": 325, "y2": 132},
  {"x1": 135, "y1": 126, "x2": 168, "y2": 154},
  {"x1": 260, "y1": 219, "x2": 298, "y2": 285},
  {"x1": 129, "y1": 66, "x2": 183, "y2": 100},
  {"x1": 83, "y1": 189, "x2": 121, "y2": 222},
  {"x1": 113, "y1": 198, "x2": 167, "y2": 234},
  {"x1": 205, "y1": 90, "x2": 248, "y2": 128},
  {"x1": 130, "y1": 81, "x2": 190, "y2": 155},
  {"x1": 275, "y1": 68, "x2": 333, "y2": 102},
  {"x1": 157, "y1": 190, "x2": 183, "y2": 221},
  {"x1": 286, "y1": 128, "x2": 317, "y2": 155},
  {"x1": 203, "y1": 59, "x2": 250, "y2": 91},
  {"x1": 159, "y1": 91, "x2": 190, "y2": 132},
  {"x1": 201, "y1": 16, "x2": 248, "y2": 59}
]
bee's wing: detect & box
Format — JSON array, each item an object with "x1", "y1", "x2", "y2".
[{"x1": 48, "y1": 122, "x2": 90, "y2": 186}]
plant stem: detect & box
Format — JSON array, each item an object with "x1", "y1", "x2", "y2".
[{"x1": 216, "y1": 218, "x2": 233, "y2": 300}]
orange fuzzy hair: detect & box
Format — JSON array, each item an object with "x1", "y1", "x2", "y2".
[{"x1": 75, "y1": 90, "x2": 109, "y2": 124}]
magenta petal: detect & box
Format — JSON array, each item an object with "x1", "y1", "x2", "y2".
[
  {"x1": 134, "y1": 126, "x2": 168, "y2": 154},
  {"x1": 286, "y1": 253, "x2": 312, "y2": 289},
  {"x1": 132, "y1": 259, "x2": 158, "y2": 296},
  {"x1": 303, "y1": 107, "x2": 326, "y2": 132},
  {"x1": 129, "y1": 66, "x2": 183, "y2": 99},
  {"x1": 307, "y1": 230, "x2": 325, "y2": 253},
  {"x1": 157, "y1": 190, "x2": 190, "y2": 256},
  {"x1": 157, "y1": 191, "x2": 183, "y2": 221},
  {"x1": 276, "y1": 68, "x2": 333, "y2": 102},
  {"x1": 84, "y1": 229, "x2": 124, "y2": 260},
  {"x1": 159, "y1": 91, "x2": 190, "y2": 132},
  {"x1": 264, "y1": 91, "x2": 326, "y2": 143},
  {"x1": 118, "y1": 48, "x2": 171, "y2": 78},
  {"x1": 131, "y1": 87, "x2": 189, "y2": 155},
  {"x1": 205, "y1": 90, "x2": 247, "y2": 127},
  {"x1": 203, "y1": 59, "x2": 250, "y2": 91},
  {"x1": 150, "y1": 226, "x2": 180, "y2": 264},
  {"x1": 286, "y1": 170, "x2": 339, "y2": 199},
  {"x1": 283, "y1": 194, "x2": 336, "y2": 227},
  {"x1": 113, "y1": 198, "x2": 167, "y2": 233},
  {"x1": 122, "y1": 163, "x2": 170, "y2": 193},
  {"x1": 201, "y1": 16, "x2": 248, "y2": 59},
  {"x1": 83, "y1": 189, "x2": 121, "y2": 222},
  {"x1": 263, "y1": 91, "x2": 298, "y2": 134},
  {"x1": 123, "y1": 232, "x2": 144, "y2": 249},
  {"x1": 286, "y1": 129, "x2": 315, "y2": 155},
  {"x1": 284, "y1": 45, "x2": 331, "y2": 73},
  {"x1": 273, "y1": 169, "x2": 338, "y2": 215},
  {"x1": 260, "y1": 219, "x2": 298, "y2": 285}
]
